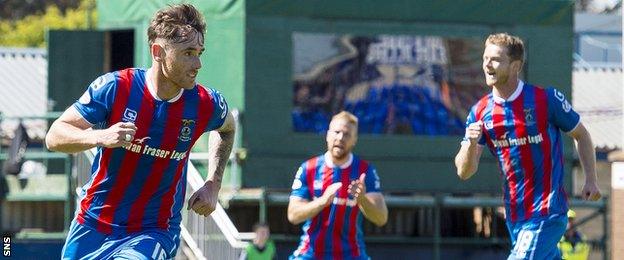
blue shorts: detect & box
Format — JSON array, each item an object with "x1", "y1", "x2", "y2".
[
  {"x1": 289, "y1": 254, "x2": 370, "y2": 260},
  {"x1": 506, "y1": 214, "x2": 567, "y2": 260},
  {"x1": 61, "y1": 220, "x2": 179, "y2": 260}
]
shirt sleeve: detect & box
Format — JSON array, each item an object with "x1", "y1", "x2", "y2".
[
  {"x1": 364, "y1": 164, "x2": 382, "y2": 193},
  {"x1": 290, "y1": 163, "x2": 311, "y2": 200},
  {"x1": 461, "y1": 105, "x2": 486, "y2": 145},
  {"x1": 72, "y1": 72, "x2": 117, "y2": 125},
  {"x1": 547, "y1": 87, "x2": 580, "y2": 133},
  {"x1": 204, "y1": 88, "x2": 229, "y2": 132}
]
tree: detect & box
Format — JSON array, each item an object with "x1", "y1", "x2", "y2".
[
  {"x1": 0, "y1": 0, "x2": 82, "y2": 21},
  {"x1": 0, "y1": 0, "x2": 95, "y2": 47}
]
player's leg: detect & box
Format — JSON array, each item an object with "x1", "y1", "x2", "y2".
[
  {"x1": 61, "y1": 220, "x2": 106, "y2": 259},
  {"x1": 506, "y1": 220, "x2": 519, "y2": 250},
  {"x1": 529, "y1": 214, "x2": 567, "y2": 260},
  {"x1": 107, "y1": 231, "x2": 177, "y2": 260},
  {"x1": 507, "y1": 214, "x2": 567, "y2": 260}
]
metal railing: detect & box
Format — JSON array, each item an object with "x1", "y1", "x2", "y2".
[
  {"x1": 181, "y1": 162, "x2": 250, "y2": 260},
  {"x1": 232, "y1": 192, "x2": 609, "y2": 260}
]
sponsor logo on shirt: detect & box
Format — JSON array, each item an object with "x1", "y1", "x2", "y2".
[
  {"x1": 554, "y1": 89, "x2": 565, "y2": 102},
  {"x1": 121, "y1": 136, "x2": 188, "y2": 161},
  {"x1": 562, "y1": 100, "x2": 572, "y2": 113},
  {"x1": 554, "y1": 89, "x2": 572, "y2": 113},
  {"x1": 491, "y1": 133, "x2": 544, "y2": 148},
  {"x1": 123, "y1": 108, "x2": 137, "y2": 123},
  {"x1": 135, "y1": 136, "x2": 151, "y2": 144},
  {"x1": 208, "y1": 88, "x2": 228, "y2": 119},
  {"x1": 332, "y1": 197, "x2": 357, "y2": 207}
]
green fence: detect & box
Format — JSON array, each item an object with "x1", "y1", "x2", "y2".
[{"x1": 0, "y1": 113, "x2": 71, "y2": 237}]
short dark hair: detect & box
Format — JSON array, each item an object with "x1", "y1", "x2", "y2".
[
  {"x1": 147, "y1": 4, "x2": 206, "y2": 46},
  {"x1": 485, "y1": 33, "x2": 525, "y2": 63},
  {"x1": 253, "y1": 222, "x2": 269, "y2": 231}
]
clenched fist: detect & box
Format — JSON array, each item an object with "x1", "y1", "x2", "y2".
[
  {"x1": 465, "y1": 121, "x2": 483, "y2": 144},
  {"x1": 97, "y1": 122, "x2": 137, "y2": 148}
]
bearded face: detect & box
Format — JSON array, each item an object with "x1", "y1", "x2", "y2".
[{"x1": 326, "y1": 119, "x2": 357, "y2": 161}]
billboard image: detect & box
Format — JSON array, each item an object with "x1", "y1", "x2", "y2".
[{"x1": 292, "y1": 33, "x2": 488, "y2": 136}]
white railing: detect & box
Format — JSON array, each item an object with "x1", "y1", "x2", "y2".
[{"x1": 181, "y1": 161, "x2": 250, "y2": 260}]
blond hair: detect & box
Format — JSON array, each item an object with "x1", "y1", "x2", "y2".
[
  {"x1": 331, "y1": 111, "x2": 358, "y2": 128},
  {"x1": 485, "y1": 33, "x2": 525, "y2": 63}
]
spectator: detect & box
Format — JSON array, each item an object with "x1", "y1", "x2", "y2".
[
  {"x1": 240, "y1": 222, "x2": 276, "y2": 260},
  {"x1": 558, "y1": 210, "x2": 590, "y2": 260}
]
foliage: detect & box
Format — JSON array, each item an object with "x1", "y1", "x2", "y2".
[
  {"x1": 0, "y1": 0, "x2": 82, "y2": 21},
  {"x1": 0, "y1": 0, "x2": 96, "y2": 47}
]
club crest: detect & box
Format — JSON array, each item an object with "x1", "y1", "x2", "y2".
[
  {"x1": 524, "y1": 108, "x2": 535, "y2": 126},
  {"x1": 179, "y1": 119, "x2": 195, "y2": 142}
]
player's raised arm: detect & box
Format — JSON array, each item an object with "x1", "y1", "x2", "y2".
[
  {"x1": 566, "y1": 122, "x2": 601, "y2": 201},
  {"x1": 46, "y1": 106, "x2": 137, "y2": 153},
  {"x1": 348, "y1": 174, "x2": 388, "y2": 226},
  {"x1": 455, "y1": 121, "x2": 484, "y2": 180}
]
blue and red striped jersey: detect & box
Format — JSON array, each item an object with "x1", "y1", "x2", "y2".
[
  {"x1": 464, "y1": 81, "x2": 579, "y2": 223},
  {"x1": 290, "y1": 153, "x2": 381, "y2": 260},
  {"x1": 73, "y1": 68, "x2": 228, "y2": 235}
]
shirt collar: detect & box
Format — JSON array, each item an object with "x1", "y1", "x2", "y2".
[
  {"x1": 146, "y1": 68, "x2": 184, "y2": 103},
  {"x1": 324, "y1": 152, "x2": 353, "y2": 169},
  {"x1": 493, "y1": 80, "x2": 524, "y2": 104}
]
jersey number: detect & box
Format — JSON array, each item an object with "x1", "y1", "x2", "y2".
[
  {"x1": 151, "y1": 243, "x2": 167, "y2": 260},
  {"x1": 514, "y1": 230, "x2": 535, "y2": 258}
]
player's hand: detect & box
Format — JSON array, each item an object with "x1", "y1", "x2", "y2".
[
  {"x1": 98, "y1": 122, "x2": 137, "y2": 148},
  {"x1": 320, "y1": 183, "x2": 343, "y2": 207},
  {"x1": 581, "y1": 181, "x2": 601, "y2": 201},
  {"x1": 348, "y1": 174, "x2": 367, "y2": 203},
  {"x1": 187, "y1": 180, "x2": 220, "y2": 217},
  {"x1": 465, "y1": 121, "x2": 483, "y2": 145}
]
